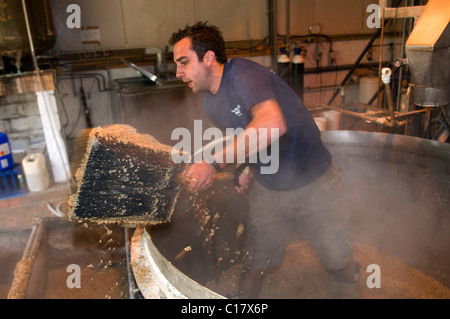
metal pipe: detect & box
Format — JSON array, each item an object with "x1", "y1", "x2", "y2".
[
  {"x1": 27, "y1": 220, "x2": 45, "y2": 260},
  {"x1": 384, "y1": 83, "x2": 397, "y2": 126},
  {"x1": 377, "y1": 0, "x2": 386, "y2": 109},
  {"x1": 268, "y1": 0, "x2": 278, "y2": 71},
  {"x1": 367, "y1": 66, "x2": 400, "y2": 106},
  {"x1": 313, "y1": 104, "x2": 400, "y2": 127},
  {"x1": 22, "y1": 223, "x2": 39, "y2": 260},
  {"x1": 21, "y1": 0, "x2": 39, "y2": 73},
  {"x1": 310, "y1": 101, "x2": 427, "y2": 128},
  {"x1": 396, "y1": 0, "x2": 411, "y2": 111},
  {"x1": 285, "y1": 0, "x2": 290, "y2": 43},
  {"x1": 381, "y1": 67, "x2": 397, "y2": 126}
]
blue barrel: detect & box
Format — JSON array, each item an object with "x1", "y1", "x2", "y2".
[{"x1": 0, "y1": 132, "x2": 14, "y2": 171}]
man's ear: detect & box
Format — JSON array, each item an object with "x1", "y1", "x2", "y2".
[{"x1": 204, "y1": 50, "x2": 215, "y2": 66}]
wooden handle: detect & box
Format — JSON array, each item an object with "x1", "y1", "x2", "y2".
[{"x1": 214, "y1": 172, "x2": 234, "y2": 182}]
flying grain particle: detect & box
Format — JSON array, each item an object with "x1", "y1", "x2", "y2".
[
  {"x1": 175, "y1": 246, "x2": 192, "y2": 260},
  {"x1": 104, "y1": 226, "x2": 113, "y2": 235},
  {"x1": 236, "y1": 223, "x2": 244, "y2": 239}
]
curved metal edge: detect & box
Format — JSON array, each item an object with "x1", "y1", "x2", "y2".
[
  {"x1": 130, "y1": 226, "x2": 164, "y2": 299},
  {"x1": 131, "y1": 226, "x2": 226, "y2": 299},
  {"x1": 321, "y1": 130, "x2": 450, "y2": 161},
  {"x1": 141, "y1": 227, "x2": 226, "y2": 299}
]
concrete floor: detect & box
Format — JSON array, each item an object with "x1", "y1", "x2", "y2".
[
  {"x1": 0, "y1": 182, "x2": 71, "y2": 231},
  {"x1": 0, "y1": 182, "x2": 131, "y2": 299}
]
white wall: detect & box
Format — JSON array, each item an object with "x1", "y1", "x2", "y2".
[
  {"x1": 50, "y1": 0, "x2": 382, "y2": 52},
  {"x1": 277, "y1": 0, "x2": 379, "y2": 36},
  {"x1": 51, "y1": 0, "x2": 268, "y2": 51}
]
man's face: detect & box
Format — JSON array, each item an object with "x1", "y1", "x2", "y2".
[{"x1": 173, "y1": 37, "x2": 211, "y2": 93}]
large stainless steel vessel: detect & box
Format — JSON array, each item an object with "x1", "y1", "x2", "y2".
[{"x1": 131, "y1": 131, "x2": 450, "y2": 298}]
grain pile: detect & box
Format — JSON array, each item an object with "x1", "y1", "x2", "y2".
[
  {"x1": 206, "y1": 242, "x2": 450, "y2": 299},
  {"x1": 43, "y1": 220, "x2": 129, "y2": 299},
  {"x1": 6, "y1": 258, "x2": 34, "y2": 299}
]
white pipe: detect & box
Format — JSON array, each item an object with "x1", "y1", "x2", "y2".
[
  {"x1": 46, "y1": 201, "x2": 65, "y2": 218},
  {"x1": 381, "y1": 67, "x2": 392, "y2": 84}
]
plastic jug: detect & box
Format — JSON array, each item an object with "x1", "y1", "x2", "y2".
[{"x1": 22, "y1": 153, "x2": 50, "y2": 192}]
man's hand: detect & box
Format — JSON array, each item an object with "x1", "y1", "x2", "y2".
[
  {"x1": 183, "y1": 161, "x2": 217, "y2": 193},
  {"x1": 234, "y1": 166, "x2": 253, "y2": 195}
]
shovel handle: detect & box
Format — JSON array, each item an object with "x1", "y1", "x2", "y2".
[
  {"x1": 214, "y1": 172, "x2": 234, "y2": 182},
  {"x1": 183, "y1": 172, "x2": 233, "y2": 184},
  {"x1": 216, "y1": 166, "x2": 251, "y2": 183}
]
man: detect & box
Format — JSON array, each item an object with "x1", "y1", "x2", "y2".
[{"x1": 169, "y1": 22, "x2": 360, "y2": 298}]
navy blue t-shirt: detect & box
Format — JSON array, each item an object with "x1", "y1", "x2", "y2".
[{"x1": 203, "y1": 58, "x2": 331, "y2": 191}]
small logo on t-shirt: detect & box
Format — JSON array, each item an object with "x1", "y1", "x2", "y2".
[{"x1": 231, "y1": 105, "x2": 243, "y2": 117}]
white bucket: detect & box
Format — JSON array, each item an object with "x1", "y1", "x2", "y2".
[
  {"x1": 22, "y1": 153, "x2": 50, "y2": 192},
  {"x1": 359, "y1": 76, "x2": 379, "y2": 105},
  {"x1": 323, "y1": 110, "x2": 341, "y2": 130},
  {"x1": 314, "y1": 117, "x2": 327, "y2": 131}
]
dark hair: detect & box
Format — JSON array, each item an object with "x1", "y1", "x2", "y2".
[{"x1": 169, "y1": 21, "x2": 227, "y2": 64}]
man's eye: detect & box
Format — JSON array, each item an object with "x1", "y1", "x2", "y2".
[{"x1": 181, "y1": 60, "x2": 188, "y2": 66}]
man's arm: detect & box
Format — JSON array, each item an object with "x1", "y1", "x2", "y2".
[
  {"x1": 214, "y1": 98, "x2": 286, "y2": 167},
  {"x1": 184, "y1": 98, "x2": 287, "y2": 193}
]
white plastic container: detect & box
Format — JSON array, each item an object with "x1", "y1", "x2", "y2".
[
  {"x1": 359, "y1": 76, "x2": 379, "y2": 105},
  {"x1": 22, "y1": 153, "x2": 50, "y2": 192}
]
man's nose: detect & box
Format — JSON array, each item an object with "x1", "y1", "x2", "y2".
[{"x1": 176, "y1": 67, "x2": 183, "y2": 78}]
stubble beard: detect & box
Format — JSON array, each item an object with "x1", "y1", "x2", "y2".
[{"x1": 191, "y1": 65, "x2": 212, "y2": 94}]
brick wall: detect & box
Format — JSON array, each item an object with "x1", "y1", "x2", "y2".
[{"x1": 0, "y1": 92, "x2": 45, "y2": 153}]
